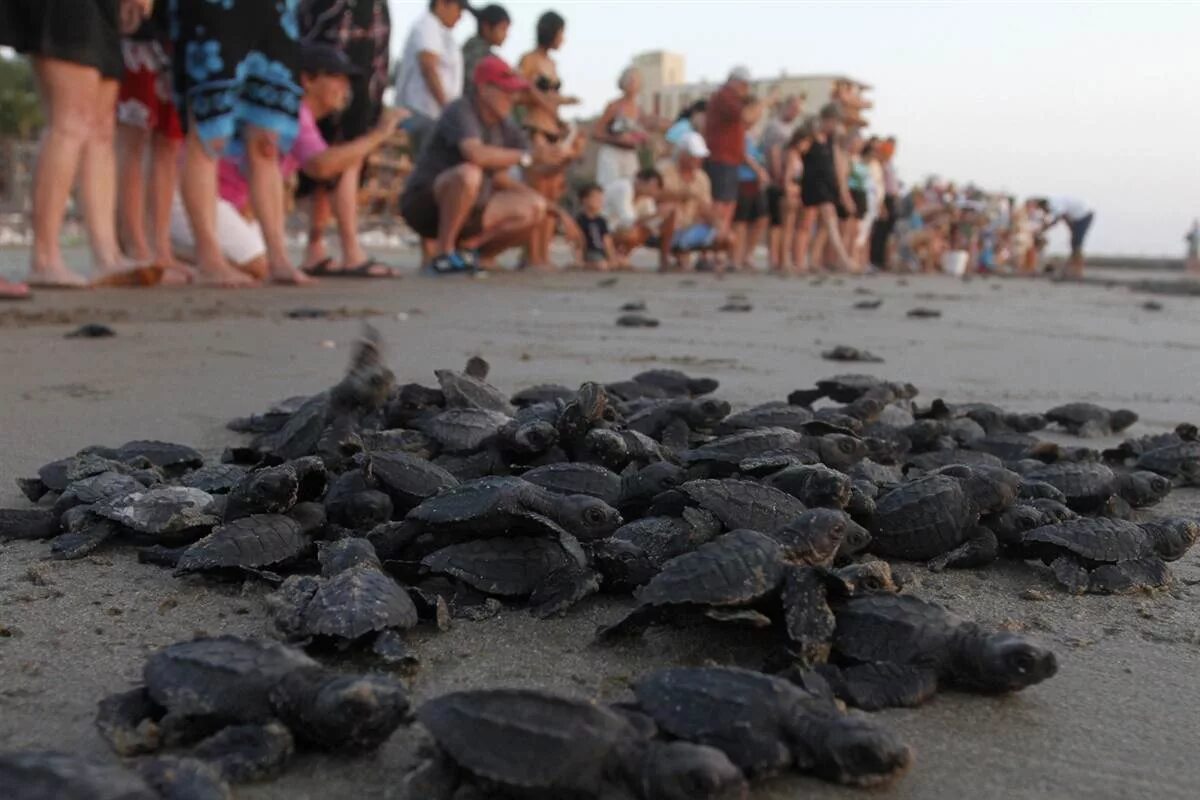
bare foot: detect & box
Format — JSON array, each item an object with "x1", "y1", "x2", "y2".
[
  {"x1": 26, "y1": 266, "x2": 89, "y2": 288},
  {"x1": 91, "y1": 265, "x2": 166, "y2": 287},
  {"x1": 271, "y1": 267, "x2": 317, "y2": 286},
  {"x1": 161, "y1": 265, "x2": 197, "y2": 286},
  {"x1": 0, "y1": 277, "x2": 31, "y2": 299},
  {"x1": 194, "y1": 265, "x2": 259, "y2": 288}
]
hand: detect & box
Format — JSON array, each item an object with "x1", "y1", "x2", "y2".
[
  {"x1": 119, "y1": 0, "x2": 151, "y2": 34},
  {"x1": 375, "y1": 107, "x2": 409, "y2": 137},
  {"x1": 561, "y1": 96, "x2": 582, "y2": 106}
]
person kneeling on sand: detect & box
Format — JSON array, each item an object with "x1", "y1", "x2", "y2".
[
  {"x1": 604, "y1": 168, "x2": 668, "y2": 268},
  {"x1": 400, "y1": 55, "x2": 574, "y2": 273},
  {"x1": 656, "y1": 132, "x2": 733, "y2": 272},
  {"x1": 169, "y1": 45, "x2": 406, "y2": 282}
]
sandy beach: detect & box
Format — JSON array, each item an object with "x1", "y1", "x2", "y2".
[{"x1": 2, "y1": 264, "x2": 1199, "y2": 799}]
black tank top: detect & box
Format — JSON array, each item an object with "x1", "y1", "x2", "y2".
[{"x1": 803, "y1": 136, "x2": 837, "y2": 188}]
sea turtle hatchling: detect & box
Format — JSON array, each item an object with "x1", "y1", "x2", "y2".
[
  {"x1": 1045, "y1": 402, "x2": 1138, "y2": 437},
  {"x1": 520, "y1": 461, "x2": 684, "y2": 516},
  {"x1": 405, "y1": 476, "x2": 622, "y2": 543},
  {"x1": 162, "y1": 507, "x2": 325, "y2": 578},
  {"x1": 819, "y1": 594, "x2": 1058, "y2": 709},
  {"x1": 269, "y1": 538, "x2": 420, "y2": 663},
  {"x1": 368, "y1": 451, "x2": 459, "y2": 512},
  {"x1": 96, "y1": 636, "x2": 410, "y2": 757},
  {"x1": 630, "y1": 667, "x2": 912, "y2": 786},
  {"x1": 404, "y1": 688, "x2": 748, "y2": 800},
  {"x1": 647, "y1": 478, "x2": 809, "y2": 533},
  {"x1": 1135, "y1": 441, "x2": 1200, "y2": 486},
  {"x1": 631, "y1": 368, "x2": 719, "y2": 397},
  {"x1": 1018, "y1": 516, "x2": 1198, "y2": 593},
  {"x1": 0, "y1": 749, "x2": 231, "y2": 800}
]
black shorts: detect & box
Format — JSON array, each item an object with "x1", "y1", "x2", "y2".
[
  {"x1": 801, "y1": 175, "x2": 838, "y2": 208},
  {"x1": 838, "y1": 188, "x2": 868, "y2": 220},
  {"x1": 765, "y1": 186, "x2": 787, "y2": 227},
  {"x1": 705, "y1": 161, "x2": 741, "y2": 204},
  {"x1": 0, "y1": 0, "x2": 122, "y2": 80},
  {"x1": 1068, "y1": 212, "x2": 1094, "y2": 253},
  {"x1": 400, "y1": 184, "x2": 487, "y2": 241},
  {"x1": 734, "y1": 184, "x2": 767, "y2": 223}
]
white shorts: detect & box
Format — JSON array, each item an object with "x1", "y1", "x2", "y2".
[{"x1": 169, "y1": 194, "x2": 266, "y2": 267}]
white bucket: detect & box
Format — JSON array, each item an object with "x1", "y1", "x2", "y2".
[{"x1": 941, "y1": 250, "x2": 969, "y2": 276}]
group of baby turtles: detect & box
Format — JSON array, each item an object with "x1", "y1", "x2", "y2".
[{"x1": 3, "y1": 325, "x2": 1198, "y2": 799}]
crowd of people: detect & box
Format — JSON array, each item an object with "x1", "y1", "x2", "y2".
[{"x1": 0, "y1": 0, "x2": 1126, "y2": 300}]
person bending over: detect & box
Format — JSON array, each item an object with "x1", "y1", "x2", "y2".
[{"x1": 400, "y1": 56, "x2": 573, "y2": 274}]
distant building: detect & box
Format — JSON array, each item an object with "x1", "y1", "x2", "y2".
[{"x1": 630, "y1": 50, "x2": 872, "y2": 128}]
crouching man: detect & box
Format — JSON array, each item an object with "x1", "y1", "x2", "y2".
[{"x1": 401, "y1": 55, "x2": 572, "y2": 272}]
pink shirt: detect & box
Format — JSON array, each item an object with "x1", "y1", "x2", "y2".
[{"x1": 218, "y1": 105, "x2": 328, "y2": 211}]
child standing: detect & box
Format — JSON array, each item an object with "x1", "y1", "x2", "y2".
[{"x1": 574, "y1": 183, "x2": 618, "y2": 270}]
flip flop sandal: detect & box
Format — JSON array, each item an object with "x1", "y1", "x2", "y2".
[
  {"x1": 337, "y1": 258, "x2": 399, "y2": 278},
  {"x1": 428, "y1": 252, "x2": 474, "y2": 275},
  {"x1": 302, "y1": 257, "x2": 335, "y2": 277}
]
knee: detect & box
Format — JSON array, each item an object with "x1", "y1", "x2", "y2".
[
  {"x1": 245, "y1": 130, "x2": 281, "y2": 164},
  {"x1": 527, "y1": 194, "x2": 548, "y2": 224},
  {"x1": 454, "y1": 164, "x2": 484, "y2": 192}
]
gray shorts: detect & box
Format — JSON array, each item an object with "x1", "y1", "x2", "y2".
[{"x1": 705, "y1": 161, "x2": 741, "y2": 204}]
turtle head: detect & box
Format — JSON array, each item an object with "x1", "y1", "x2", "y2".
[
  {"x1": 773, "y1": 509, "x2": 866, "y2": 566},
  {"x1": 808, "y1": 468, "x2": 854, "y2": 508},
  {"x1": 274, "y1": 670, "x2": 410, "y2": 753},
  {"x1": 506, "y1": 420, "x2": 559, "y2": 455},
  {"x1": 640, "y1": 740, "x2": 748, "y2": 800},
  {"x1": 559, "y1": 495, "x2": 623, "y2": 540},
  {"x1": 829, "y1": 560, "x2": 898, "y2": 597},
  {"x1": 1110, "y1": 409, "x2": 1139, "y2": 432},
  {"x1": 686, "y1": 377, "x2": 720, "y2": 396},
  {"x1": 966, "y1": 632, "x2": 1058, "y2": 692},
  {"x1": 800, "y1": 714, "x2": 913, "y2": 787},
  {"x1": 1115, "y1": 470, "x2": 1171, "y2": 507},
  {"x1": 1141, "y1": 517, "x2": 1199, "y2": 561},
  {"x1": 583, "y1": 429, "x2": 629, "y2": 471},
  {"x1": 341, "y1": 490, "x2": 394, "y2": 531},
  {"x1": 318, "y1": 537, "x2": 380, "y2": 576},
  {"x1": 625, "y1": 462, "x2": 685, "y2": 501},
  {"x1": 687, "y1": 398, "x2": 732, "y2": 427},
  {"x1": 836, "y1": 517, "x2": 873, "y2": 561},
  {"x1": 242, "y1": 467, "x2": 300, "y2": 513}
]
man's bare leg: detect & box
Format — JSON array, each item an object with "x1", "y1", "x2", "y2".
[
  {"x1": 26, "y1": 57, "x2": 98, "y2": 286},
  {"x1": 150, "y1": 134, "x2": 183, "y2": 274},
  {"x1": 333, "y1": 160, "x2": 372, "y2": 269},
  {"x1": 180, "y1": 124, "x2": 255, "y2": 286},
  {"x1": 304, "y1": 185, "x2": 331, "y2": 269},
  {"x1": 466, "y1": 186, "x2": 547, "y2": 257},
  {"x1": 792, "y1": 207, "x2": 817, "y2": 274},
  {"x1": 117, "y1": 123, "x2": 151, "y2": 261},
  {"x1": 245, "y1": 126, "x2": 312, "y2": 285},
  {"x1": 820, "y1": 204, "x2": 855, "y2": 271},
  {"x1": 711, "y1": 200, "x2": 736, "y2": 275},
  {"x1": 432, "y1": 164, "x2": 484, "y2": 255},
  {"x1": 658, "y1": 209, "x2": 678, "y2": 272}
]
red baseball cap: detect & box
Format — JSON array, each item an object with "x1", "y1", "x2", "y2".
[{"x1": 473, "y1": 55, "x2": 531, "y2": 93}]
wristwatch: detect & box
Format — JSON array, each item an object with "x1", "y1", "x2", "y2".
[{"x1": 519, "y1": 151, "x2": 533, "y2": 169}]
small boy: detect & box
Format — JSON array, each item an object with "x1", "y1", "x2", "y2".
[{"x1": 574, "y1": 183, "x2": 617, "y2": 270}]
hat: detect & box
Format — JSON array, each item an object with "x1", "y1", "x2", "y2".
[
  {"x1": 473, "y1": 55, "x2": 531, "y2": 92},
  {"x1": 676, "y1": 131, "x2": 710, "y2": 159},
  {"x1": 728, "y1": 65, "x2": 752, "y2": 83},
  {"x1": 299, "y1": 44, "x2": 361, "y2": 77}
]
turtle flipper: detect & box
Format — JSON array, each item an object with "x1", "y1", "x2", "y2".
[
  {"x1": 594, "y1": 605, "x2": 658, "y2": 642},
  {"x1": 1087, "y1": 557, "x2": 1171, "y2": 594},
  {"x1": 96, "y1": 687, "x2": 163, "y2": 756},
  {"x1": 819, "y1": 662, "x2": 940, "y2": 710},
  {"x1": 0, "y1": 507, "x2": 58, "y2": 540},
  {"x1": 1050, "y1": 555, "x2": 1091, "y2": 594},
  {"x1": 50, "y1": 518, "x2": 119, "y2": 560},
  {"x1": 136, "y1": 755, "x2": 230, "y2": 800},
  {"x1": 928, "y1": 528, "x2": 999, "y2": 572},
  {"x1": 372, "y1": 629, "x2": 421, "y2": 673},
  {"x1": 188, "y1": 721, "x2": 295, "y2": 783},
  {"x1": 137, "y1": 544, "x2": 188, "y2": 569},
  {"x1": 529, "y1": 561, "x2": 600, "y2": 618}
]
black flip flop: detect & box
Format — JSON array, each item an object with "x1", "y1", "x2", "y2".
[
  {"x1": 335, "y1": 258, "x2": 399, "y2": 278},
  {"x1": 302, "y1": 257, "x2": 334, "y2": 277}
]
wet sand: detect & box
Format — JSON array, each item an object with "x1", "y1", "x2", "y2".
[{"x1": 2, "y1": 267, "x2": 1199, "y2": 799}]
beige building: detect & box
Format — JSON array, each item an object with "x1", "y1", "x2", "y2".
[{"x1": 630, "y1": 51, "x2": 872, "y2": 127}]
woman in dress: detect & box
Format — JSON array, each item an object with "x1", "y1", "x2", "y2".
[
  {"x1": 517, "y1": 10, "x2": 581, "y2": 269},
  {"x1": 593, "y1": 67, "x2": 650, "y2": 190},
  {"x1": 0, "y1": 0, "x2": 152, "y2": 288}
]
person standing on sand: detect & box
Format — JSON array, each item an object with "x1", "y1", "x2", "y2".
[
  {"x1": 761, "y1": 95, "x2": 802, "y2": 272},
  {"x1": 297, "y1": 0, "x2": 397, "y2": 279},
  {"x1": 703, "y1": 66, "x2": 753, "y2": 266},
  {"x1": 0, "y1": 0, "x2": 154, "y2": 288},
  {"x1": 462, "y1": 5, "x2": 511, "y2": 92},
  {"x1": 793, "y1": 104, "x2": 855, "y2": 273},
  {"x1": 395, "y1": 0, "x2": 468, "y2": 154},
  {"x1": 1032, "y1": 196, "x2": 1094, "y2": 278},
  {"x1": 593, "y1": 68, "x2": 650, "y2": 189}
]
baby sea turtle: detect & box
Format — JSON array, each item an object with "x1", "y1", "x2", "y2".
[
  {"x1": 435, "y1": 368, "x2": 514, "y2": 416},
  {"x1": 270, "y1": 538, "x2": 419, "y2": 662},
  {"x1": 590, "y1": 508, "x2": 724, "y2": 590},
  {"x1": 632, "y1": 368, "x2": 719, "y2": 397},
  {"x1": 369, "y1": 451, "x2": 459, "y2": 512},
  {"x1": 1136, "y1": 441, "x2": 1200, "y2": 485},
  {"x1": 625, "y1": 397, "x2": 731, "y2": 449},
  {"x1": 406, "y1": 476, "x2": 622, "y2": 542},
  {"x1": 167, "y1": 508, "x2": 322, "y2": 578},
  {"x1": 765, "y1": 464, "x2": 854, "y2": 509},
  {"x1": 648, "y1": 479, "x2": 809, "y2": 533},
  {"x1": 87, "y1": 440, "x2": 204, "y2": 476},
  {"x1": 1021, "y1": 462, "x2": 1118, "y2": 512},
  {"x1": 1019, "y1": 517, "x2": 1197, "y2": 593},
  {"x1": 405, "y1": 689, "x2": 748, "y2": 800},
  {"x1": 681, "y1": 428, "x2": 812, "y2": 474},
  {"x1": 821, "y1": 594, "x2": 1058, "y2": 709},
  {"x1": 0, "y1": 750, "x2": 223, "y2": 800},
  {"x1": 177, "y1": 464, "x2": 248, "y2": 495},
  {"x1": 510, "y1": 383, "x2": 575, "y2": 407},
  {"x1": 715, "y1": 402, "x2": 815, "y2": 435},
  {"x1": 96, "y1": 636, "x2": 410, "y2": 757},
  {"x1": 631, "y1": 666, "x2": 912, "y2": 786},
  {"x1": 1045, "y1": 402, "x2": 1138, "y2": 437},
  {"x1": 821, "y1": 345, "x2": 884, "y2": 363},
  {"x1": 90, "y1": 486, "x2": 220, "y2": 543},
  {"x1": 868, "y1": 474, "x2": 976, "y2": 562},
  {"x1": 420, "y1": 533, "x2": 598, "y2": 617},
  {"x1": 521, "y1": 461, "x2": 684, "y2": 516}
]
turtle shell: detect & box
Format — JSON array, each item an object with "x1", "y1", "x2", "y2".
[
  {"x1": 370, "y1": 451, "x2": 459, "y2": 511},
  {"x1": 417, "y1": 689, "x2": 630, "y2": 791},
  {"x1": 1021, "y1": 518, "x2": 1152, "y2": 565},
  {"x1": 869, "y1": 475, "x2": 974, "y2": 560},
  {"x1": 1022, "y1": 462, "x2": 1117, "y2": 511},
  {"x1": 405, "y1": 476, "x2": 539, "y2": 531},
  {"x1": 633, "y1": 368, "x2": 718, "y2": 397},
  {"x1": 832, "y1": 594, "x2": 961, "y2": 671},
  {"x1": 633, "y1": 529, "x2": 785, "y2": 609},
  {"x1": 93, "y1": 486, "x2": 219, "y2": 536},
  {"x1": 716, "y1": 403, "x2": 814, "y2": 435},
  {"x1": 106, "y1": 440, "x2": 204, "y2": 473},
  {"x1": 1136, "y1": 441, "x2": 1200, "y2": 482},
  {"x1": 178, "y1": 464, "x2": 247, "y2": 494},
  {"x1": 766, "y1": 465, "x2": 853, "y2": 509},
  {"x1": 418, "y1": 409, "x2": 510, "y2": 453},
  {"x1": 0, "y1": 751, "x2": 158, "y2": 800},
  {"x1": 904, "y1": 449, "x2": 1004, "y2": 473},
  {"x1": 53, "y1": 472, "x2": 146, "y2": 517},
  {"x1": 144, "y1": 636, "x2": 318, "y2": 722},
  {"x1": 294, "y1": 566, "x2": 418, "y2": 640},
  {"x1": 422, "y1": 536, "x2": 581, "y2": 596},
  {"x1": 175, "y1": 514, "x2": 307, "y2": 573},
  {"x1": 510, "y1": 383, "x2": 575, "y2": 407},
  {"x1": 815, "y1": 374, "x2": 886, "y2": 403},
  {"x1": 633, "y1": 666, "x2": 833, "y2": 777},
  {"x1": 435, "y1": 370, "x2": 514, "y2": 416},
  {"x1": 682, "y1": 428, "x2": 810, "y2": 467},
  {"x1": 521, "y1": 463, "x2": 623, "y2": 508},
  {"x1": 677, "y1": 479, "x2": 809, "y2": 532}
]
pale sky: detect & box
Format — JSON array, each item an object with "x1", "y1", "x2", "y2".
[{"x1": 390, "y1": 0, "x2": 1200, "y2": 256}]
